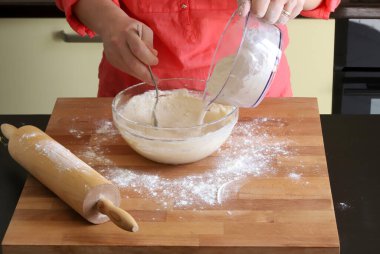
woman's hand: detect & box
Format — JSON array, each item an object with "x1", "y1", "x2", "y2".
[
  {"x1": 100, "y1": 16, "x2": 159, "y2": 83},
  {"x1": 73, "y1": 0, "x2": 158, "y2": 83},
  {"x1": 237, "y1": 0, "x2": 306, "y2": 24}
]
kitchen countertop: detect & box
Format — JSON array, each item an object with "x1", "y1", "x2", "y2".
[
  {"x1": 0, "y1": 0, "x2": 379, "y2": 19},
  {"x1": 0, "y1": 114, "x2": 379, "y2": 254}
]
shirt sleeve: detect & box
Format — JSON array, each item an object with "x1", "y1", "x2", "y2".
[
  {"x1": 300, "y1": 0, "x2": 341, "y2": 19},
  {"x1": 55, "y1": 0, "x2": 120, "y2": 37}
]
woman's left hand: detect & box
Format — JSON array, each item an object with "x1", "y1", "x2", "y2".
[{"x1": 237, "y1": 0, "x2": 306, "y2": 24}]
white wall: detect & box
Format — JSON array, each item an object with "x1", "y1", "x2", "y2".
[
  {"x1": 0, "y1": 18, "x2": 335, "y2": 114},
  {"x1": 287, "y1": 19, "x2": 335, "y2": 114},
  {"x1": 0, "y1": 19, "x2": 101, "y2": 114}
]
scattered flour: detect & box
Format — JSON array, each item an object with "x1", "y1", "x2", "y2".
[
  {"x1": 68, "y1": 118, "x2": 318, "y2": 209},
  {"x1": 69, "y1": 129, "x2": 84, "y2": 139},
  {"x1": 95, "y1": 118, "x2": 291, "y2": 208},
  {"x1": 69, "y1": 119, "x2": 118, "y2": 140},
  {"x1": 78, "y1": 146, "x2": 114, "y2": 167},
  {"x1": 76, "y1": 120, "x2": 118, "y2": 166},
  {"x1": 35, "y1": 139, "x2": 90, "y2": 173},
  {"x1": 288, "y1": 172, "x2": 302, "y2": 181},
  {"x1": 20, "y1": 132, "x2": 39, "y2": 140},
  {"x1": 96, "y1": 120, "x2": 118, "y2": 135},
  {"x1": 338, "y1": 202, "x2": 351, "y2": 211}
]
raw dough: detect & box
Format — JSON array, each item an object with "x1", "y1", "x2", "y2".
[
  {"x1": 114, "y1": 89, "x2": 237, "y2": 164},
  {"x1": 121, "y1": 89, "x2": 233, "y2": 128}
]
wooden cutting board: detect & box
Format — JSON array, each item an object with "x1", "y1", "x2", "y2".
[{"x1": 2, "y1": 97, "x2": 339, "y2": 254}]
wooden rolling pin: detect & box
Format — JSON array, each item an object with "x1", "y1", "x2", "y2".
[{"x1": 1, "y1": 123, "x2": 138, "y2": 232}]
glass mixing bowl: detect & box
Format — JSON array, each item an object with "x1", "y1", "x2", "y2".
[
  {"x1": 112, "y1": 78, "x2": 238, "y2": 165},
  {"x1": 204, "y1": 10, "x2": 282, "y2": 108}
]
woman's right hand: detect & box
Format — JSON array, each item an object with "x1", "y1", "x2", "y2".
[
  {"x1": 99, "y1": 16, "x2": 159, "y2": 83},
  {"x1": 72, "y1": 0, "x2": 158, "y2": 83}
]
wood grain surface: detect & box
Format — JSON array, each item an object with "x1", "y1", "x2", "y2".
[{"x1": 2, "y1": 97, "x2": 340, "y2": 254}]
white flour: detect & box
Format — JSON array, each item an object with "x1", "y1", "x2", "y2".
[
  {"x1": 96, "y1": 120, "x2": 117, "y2": 135},
  {"x1": 20, "y1": 132, "x2": 39, "y2": 140},
  {"x1": 69, "y1": 129, "x2": 84, "y2": 139},
  {"x1": 288, "y1": 172, "x2": 302, "y2": 181},
  {"x1": 35, "y1": 139, "x2": 90, "y2": 173},
  {"x1": 68, "y1": 118, "x2": 322, "y2": 210},
  {"x1": 78, "y1": 147, "x2": 114, "y2": 167},
  {"x1": 338, "y1": 202, "x2": 351, "y2": 211},
  {"x1": 95, "y1": 118, "x2": 291, "y2": 208},
  {"x1": 76, "y1": 120, "x2": 118, "y2": 166},
  {"x1": 63, "y1": 114, "x2": 328, "y2": 211}
]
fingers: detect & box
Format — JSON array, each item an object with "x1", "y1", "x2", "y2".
[
  {"x1": 120, "y1": 49, "x2": 153, "y2": 83},
  {"x1": 249, "y1": 0, "x2": 302, "y2": 24},
  {"x1": 127, "y1": 26, "x2": 158, "y2": 66},
  {"x1": 262, "y1": 0, "x2": 284, "y2": 24},
  {"x1": 276, "y1": 0, "x2": 297, "y2": 24},
  {"x1": 237, "y1": 0, "x2": 251, "y2": 16},
  {"x1": 148, "y1": 46, "x2": 158, "y2": 56},
  {"x1": 141, "y1": 24, "x2": 158, "y2": 56},
  {"x1": 102, "y1": 18, "x2": 159, "y2": 84},
  {"x1": 141, "y1": 24, "x2": 154, "y2": 51},
  {"x1": 289, "y1": 0, "x2": 305, "y2": 20},
  {"x1": 251, "y1": 0, "x2": 270, "y2": 18},
  {"x1": 277, "y1": 9, "x2": 291, "y2": 24},
  {"x1": 103, "y1": 42, "x2": 153, "y2": 84}
]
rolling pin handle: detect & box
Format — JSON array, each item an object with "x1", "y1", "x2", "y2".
[
  {"x1": 1, "y1": 124, "x2": 18, "y2": 140},
  {"x1": 97, "y1": 198, "x2": 139, "y2": 233}
]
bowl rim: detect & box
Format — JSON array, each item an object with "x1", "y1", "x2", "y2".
[{"x1": 112, "y1": 77, "x2": 238, "y2": 131}]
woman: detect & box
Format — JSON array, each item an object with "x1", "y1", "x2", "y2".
[{"x1": 56, "y1": 0, "x2": 340, "y2": 97}]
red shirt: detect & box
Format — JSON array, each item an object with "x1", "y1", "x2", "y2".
[{"x1": 56, "y1": 0, "x2": 340, "y2": 98}]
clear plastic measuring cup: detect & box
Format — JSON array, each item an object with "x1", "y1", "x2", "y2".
[{"x1": 203, "y1": 10, "x2": 282, "y2": 108}]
